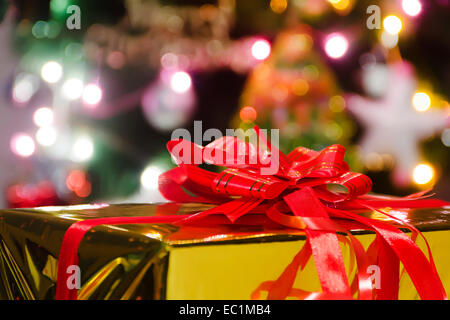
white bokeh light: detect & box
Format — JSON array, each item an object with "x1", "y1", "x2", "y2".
[
  {"x1": 413, "y1": 164, "x2": 434, "y2": 185},
  {"x1": 251, "y1": 39, "x2": 271, "y2": 60},
  {"x1": 381, "y1": 31, "x2": 399, "y2": 49},
  {"x1": 412, "y1": 92, "x2": 431, "y2": 112},
  {"x1": 71, "y1": 136, "x2": 94, "y2": 162},
  {"x1": 82, "y1": 83, "x2": 103, "y2": 106},
  {"x1": 62, "y1": 78, "x2": 84, "y2": 100},
  {"x1": 383, "y1": 16, "x2": 402, "y2": 35},
  {"x1": 36, "y1": 126, "x2": 57, "y2": 147},
  {"x1": 12, "y1": 74, "x2": 38, "y2": 104},
  {"x1": 441, "y1": 129, "x2": 450, "y2": 147},
  {"x1": 324, "y1": 33, "x2": 349, "y2": 59},
  {"x1": 402, "y1": 0, "x2": 422, "y2": 17},
  {"x1": 170, "y1": 71, "x2": 192, "y2": 94},
  {"x1": 41, "y1": 61, "x2": 63, "y2": 83},
  {"x1": 33, "y1": 107, "x2": 54, "y2": 127},
  {"x1": 10, "y1": 133, "x2": 36, "y2": 157},
  {"x1": 140, "y1": 166, "x2": 163, "y2": 190}
]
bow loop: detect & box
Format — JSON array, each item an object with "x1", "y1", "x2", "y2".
[
  {"x1": 287, "y1": 145, "x2": 348, "y2": 179},
  {"x1": 203, "y1": 135, "x2": 273, "y2": 169}
]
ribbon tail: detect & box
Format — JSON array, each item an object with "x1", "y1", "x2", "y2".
[
  {"x1": 329, "y1": 207, "x2": 447, "y2": 300},
  {"x1": 284, "y1": 188, "x2": 352, "y2": 298}
]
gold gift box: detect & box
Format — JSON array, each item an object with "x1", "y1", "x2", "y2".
[{"x1": 0, "y1": 203, "x2": 449, "y2": 300}]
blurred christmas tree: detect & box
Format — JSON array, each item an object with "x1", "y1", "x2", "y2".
[{"x1": 235, "y1": 25, "x2": 361, "y2": 170}]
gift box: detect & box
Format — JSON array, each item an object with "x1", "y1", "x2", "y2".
[
  {"x1": 0, "y1": 202, "x2": 449, "y2": 300},
  {"x1": 2, "y1": 130, "x2": 448, "y2": 300}
]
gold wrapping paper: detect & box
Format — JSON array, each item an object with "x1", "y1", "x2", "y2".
[{"x1": 0, "y1": 203, "x2": 449, "y2": 300}]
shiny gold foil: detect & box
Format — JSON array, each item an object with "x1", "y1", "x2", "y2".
[{"x1": 0, "y1": 203, "x2": 449, "y2": 300}]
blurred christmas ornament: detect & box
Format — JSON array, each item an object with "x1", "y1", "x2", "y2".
[
  {"x1": 141, "y1": 72, "x2": 196, "y2": 132},
  {"x1": 347, "y1": 61, "x2": 449, "y2": 186}
]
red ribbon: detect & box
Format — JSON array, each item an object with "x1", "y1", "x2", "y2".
[{"x1": 56, "y1": 126, "x2": 449, "y2": 300}]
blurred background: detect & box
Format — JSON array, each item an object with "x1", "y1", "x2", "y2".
[{"x1": 0, "y1": 0, "x2": 448, "y2": 208}]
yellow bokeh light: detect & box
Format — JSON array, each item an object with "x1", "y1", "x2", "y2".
[
  {"x1": 413, "y1": 163, "x2": 434, "y2": 185},
  {"x1": 383, "y1": 15, "x2": 402, "y2": 35},
  {"x1": 292, "y1": 79, "x2": 309, "y2": 96},
  {"x1": 329, "y1": 95, "x2": 346, "y2": 112},
  {"x1": 270, "y1": 0, "x2": 288, "y2": 14},
  {"x1": 412, "y1": 92, "x2": 431, "y2": 112},
  {"x1": 328, "y1": 0, "x2": 350, "y2": 11}
]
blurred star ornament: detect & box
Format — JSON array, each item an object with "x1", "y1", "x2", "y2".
[{"x1": 347, "y1": 61, "x2": 449, "y2": 186}]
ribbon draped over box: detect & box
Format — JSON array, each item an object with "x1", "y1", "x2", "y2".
[{"x1": 56, "y1": 126, "x2": 449, "y2": 300}]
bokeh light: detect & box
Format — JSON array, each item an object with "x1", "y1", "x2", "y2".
[
  {"x1": 412, "y1": 92, "x2": 431, "y2": 112},
  {"x1": 251, "y1": 39, "x2": 271, "y2": 61},
  {"x1": 380, "y1": 31, "x2": 399, "y2": 49},
  {"x1": 64, "y1": 42, "x2": 84, "y2": 61},
  {"x1": 41, "y1": 61, "x2": 63, "y2": 83},
  {"x1": 66, "y1": 169, "x2": 91, "y2": 198},
  {"x1": 33, "y1": 107, "x2": 54, "y2": 127},
  {"x1": 239, "y1": 106, "x2": 258, "y2": 123},
  {"x1": 141, "y1": 79, "x2": 196, "y2": 131},
  {"x1": 402, "y1": 0, "x2": 422, "y2": 17},
  {"x1": 45, "y1": 20, "x2": 61, "y2": 39},
  {"x1": 66, "y1": 169, "x2": 86, "y2": 191},
  {"x1": 62, "y1": 78, "x2": 84, "y2": 100},
  {"x1": 328, "y1": 95, "x2": 346, "y2": 112},
  {"x1": 324, "y1": 33, "x2": 348, "y2": 59},
  {"x1": 10, "y1": 133, "x2": 36, "y2": 158},
  {"x1": 413, "y1": 163, "x2": 434, "y2": 185},
  {"x1": 292, "y1": 78, "x2": 309, "y2": 96},
  {"x1": 71, "y1": 136, "x2": 94, "y2": 162},
  {"x1": 270, "y1": 0, "x2": 288, "y2": 14},
  {"x1": 107, "y1": 51, "x2": 126, "y2": 69},
  {"x1": 36, "y1": 126, "x2": 57, "y2": 147},
  {"x1": 170, "y1": 71, "x2": 192, "y2": 93},
  {"x1": 12, "y1": 73, "x2": 39, "y2": 104},
  {"x1": 383, "y1": 15, "x2": 402, "y2": 35},
  {"x1": 82, "y1": 83, "x2": 103, "y2": 106},
  {"x1": 50, "y1": 0, "x2": 70, "y2": 14},
  {"x1": 329, "y1": 0, "x2": 350, "y2": 11},
  {"x1": 32, "y1": 21, "x2": 48, "y2": 39},
  {"x1": 441, "y1": 128, "x2": 450, "y2": 147},
  {"x1": 141, "y1": 166, "x2": 163, "y2": 190},
  {"x1": 161, "y1": 53, "x2": 178, "y2": 70}
]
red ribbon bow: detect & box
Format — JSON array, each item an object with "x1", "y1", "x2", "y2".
[
  {"x1": 158, "y1": 126, "x2": 448, "y2": 300},
  {"x1": 56, "y1": 126, "x2": 448, "y2": 300}
]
